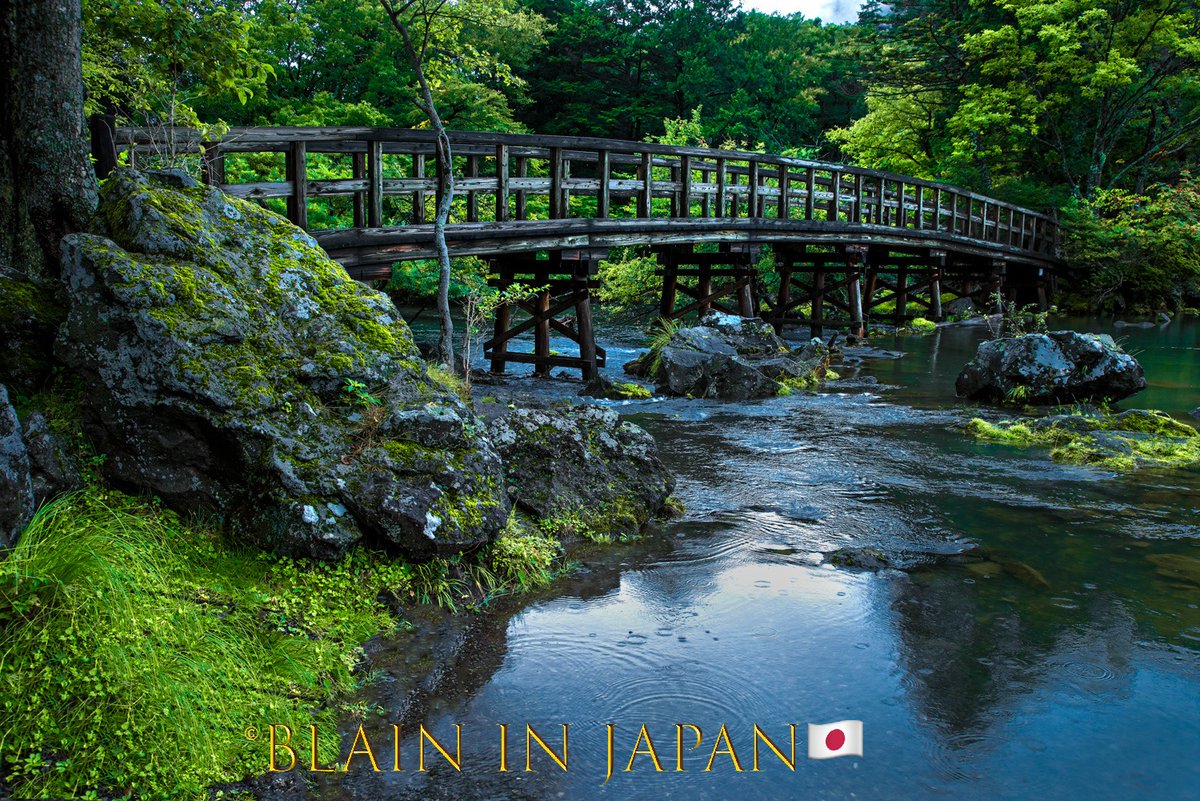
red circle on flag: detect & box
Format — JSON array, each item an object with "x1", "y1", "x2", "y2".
[{"x1": 825, "y1": 729, "x2": 845, "y2": 751}]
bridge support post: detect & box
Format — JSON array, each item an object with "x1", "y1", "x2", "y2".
[
  {"x1": 483, "y1": 250, "x2": 607, "y2": 380},
  {"x1": 653, "y1": 244, "x2": 758, "y2": 322},
  {"x1": 847, "y1": 245, "x2": 867, "y2": 337},
  {"x1": 989, "y1": 261, "x2": 1006, "y2": 312},
  {"x1": 929, "y1": 250, "x2": 946, "y2": 321}
]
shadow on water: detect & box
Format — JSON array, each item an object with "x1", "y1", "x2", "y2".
[{"x1": 317, "y1": 315, "x2": 1200, "y2": 801}]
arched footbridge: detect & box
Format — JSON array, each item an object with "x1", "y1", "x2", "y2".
[{"x1": 113, "y1": 127, "x2": 1061, "y2": 378}]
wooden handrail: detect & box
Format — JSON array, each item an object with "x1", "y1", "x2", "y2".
[{"x1": 114, "y1": 126, "x2": 1061, "y2": 263}]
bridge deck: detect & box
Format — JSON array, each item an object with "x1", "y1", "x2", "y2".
[{"x1": 114, "y1": 126, "x2": 1060, "y2": 280}]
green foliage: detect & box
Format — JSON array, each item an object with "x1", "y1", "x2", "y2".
[
  {"x1": 0, "y1": 489, "x2": 400, "y2": 799},
  {"x1": 595, "y1": 248, "x2": 664, "y2": 315},
  {"x1": 83, "y1": 0, "x2": 273, "y2": 126},
  {"x1": 985, "y1": 291, "x2": 1056, "y2": 339},
  {"x1": 519, "y1": 1, "x2": 863, "y2": 151},
  {"x1": 1061, "y1": 176, "x2": 1200, "y2": 310},
  {"x1": 487, "y1": 515, "x2": 562, "y2": 590},
  {"x1": 342, "y1": 378, "x2": 382, "y2": 407},
  {"x1": 389, "y1": 257, "x2": 490, "y2": 303},
  {"x1": 0, "y1": 482, "x2": 590, "y2": 798},
  {"x1": 645, "y1": 317, "x2": 683, "y2": 375},
  {"x1": 850, "y1": 0, "x2": 1200, "y2": 199}
]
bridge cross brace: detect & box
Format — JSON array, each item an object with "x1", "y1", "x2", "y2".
[
  {"x1": 769, "y1": 244, "x2": 868, "y2": 338},
  {"x1": 654, "y1": 243, "x2": 758, "y2": 321},
  {"x1": 484, "y1": 250, "x2": 607, "y2": 380}
]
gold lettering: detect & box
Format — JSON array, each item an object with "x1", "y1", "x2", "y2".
[
  {"x1": 526, "y1": 724, "x2": 569, "y2": 772},
  {"x1": 498, "y1": 724, "x2": 509, "y2": 772},
  {"x1": 308, "y1": 725, "x2": 335, "y2": 772},
  {"x1": 751, "y1": 724, "x2": 795, "y2": 771},
  {"x1": 704, "y1": 724, "x2": 743, "y2": 772},
  {"x1": 603, "y1": 724, "x2": 615, "y2": 785},
  {"x1": 675, "y1": 724, "x2": 703, "y2": 771},
  {"x1": 392, "y1": 725, "x2": 402, "y2": 772},
  {"x1": 625, "y1": 724, "x2": 665, "y2": 773},
  {"x1": 343, "y1": 724, "x2": 381, "y2": 772},
  {"x1": 268, "y1": 724, "x2": 296, "y2": 773},
  {"x1": 418, "y1": 724, "x2": 463, "y2": 771}
]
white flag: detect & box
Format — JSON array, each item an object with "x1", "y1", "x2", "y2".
[{"x1": 807, "y1": 720, "x2": 863, "y2": 759}]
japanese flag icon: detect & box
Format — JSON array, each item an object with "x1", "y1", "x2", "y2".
[{"x1": 807, "y1": 720, "x2": 864, "y2": 759}]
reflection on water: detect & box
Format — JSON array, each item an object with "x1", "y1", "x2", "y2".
[{"x1": 325, "y1": 316, "x2": 1200, "y2": 800}]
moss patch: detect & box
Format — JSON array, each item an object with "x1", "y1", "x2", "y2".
[
  {"x1": 902, "y1": 317, "x2": 938, "y2": 334},
  {"x1": 965, "y1": 410, "x2": 1200, "y2": 471},
  {"x1": 0, "y1": 489, "x2": 567, "y2": 800}
]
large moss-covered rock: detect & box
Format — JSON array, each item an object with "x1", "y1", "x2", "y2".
[
  {"x1": 488, "y1": 405, "x2": 674, "y2": 541},
  {"x1": 55, "y1": 169, "x2": 507, "y2": 559},
  {"x1": 0, "y1": 384, "x2": 35, "y2": 548},
  {"x1": 955, "y1": 331, "x2": 1146, "y2": 405},
  {"x1": 651, "y1": 312, "x2": 829, "y2": 400}
]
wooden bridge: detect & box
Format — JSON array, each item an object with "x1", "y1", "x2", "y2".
[{"x1": 112, "y1": 126, "x2": 1061, "y2": 379}]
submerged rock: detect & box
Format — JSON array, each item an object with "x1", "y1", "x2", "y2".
[
  {"x1": 0, "y1": 385, "x2": 35, "y2": 548},
  {"x1": 579, "y1": 376, "x2": 653, "y2": 401},
  {"x1": 955, "y1": 330, "x2": 1146, "y2": 405},
  {"x1": 965, "y1": 409, "x2": 1199, "y2": 471},
  {"x1": 1190, "y1": 406, "x2": 1200, "y2": 421},
  {"x1": 650, "y1": 312, "x2": 829, "y2": 400},
  {"x1": 56, "y1": 169, "x2": 508, "y2": 559},
  {"x1": 488, "y1": 404, "x2": 674, "y2": 541}
]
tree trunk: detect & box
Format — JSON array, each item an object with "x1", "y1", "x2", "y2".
[
  {"x1": 1, "y1": 0, "x2": 98, "y2": 392},
  {"x1": 383, "y1": 2, "x2": 456, "y2": 369},
  {"x1": 1, "y1": 0, "x2": 98, "y2": 285}
]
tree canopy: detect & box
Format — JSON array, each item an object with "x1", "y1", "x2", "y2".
[{"x1": 80, "y1": 0, "x2": 1200, "y2": 310}]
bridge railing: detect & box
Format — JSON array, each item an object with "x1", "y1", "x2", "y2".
[{"x1": 114, "y1": 126, "x2": 1059, "y2": 262}]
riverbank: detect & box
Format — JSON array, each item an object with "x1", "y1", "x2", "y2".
[{"x1": 312, "y1": 312, "x2": 1200, "y2": 801}]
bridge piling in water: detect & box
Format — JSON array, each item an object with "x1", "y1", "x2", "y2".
[
  {"x1": 483, "y1": 250, "x2": 607, "y2": 379},
  {"x1": 654, "y1": 243, "x2": 758, "y2": 321}
]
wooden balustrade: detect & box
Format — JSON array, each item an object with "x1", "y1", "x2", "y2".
[{"x1": 113, "y1": 126, "x2": 1060, "y2": 264}]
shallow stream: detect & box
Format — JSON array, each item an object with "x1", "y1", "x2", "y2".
[{"x1": 319, "y1": 315, "x2": 1200, "y2": 801}]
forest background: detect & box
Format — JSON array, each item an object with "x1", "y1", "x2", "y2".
[{"x1": 87, "y1": 0, "x2": 1200, "y2": 313}]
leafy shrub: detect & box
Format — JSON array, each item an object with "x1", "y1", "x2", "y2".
[{"x1": 1061, "y1": 176, "x2": 1200, "y2": 312}]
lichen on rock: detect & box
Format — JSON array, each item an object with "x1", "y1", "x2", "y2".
[
  {"x1": 55, "y1": 169, "x2": 507, "y2": 559},
  {"x1": 488, "y1": 404, "x2": 674, "y2": 542},
  {"x1": 956, "y1": 330, "x2": 1146, "y2": 405},
  {"x1": 648, "y1": 312, "x2": 830, "y2": 401}
]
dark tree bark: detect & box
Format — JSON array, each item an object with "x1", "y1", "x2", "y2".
[
  {"x1": 0, "y1": 0, "x2": 97, "y2": 284},
  {"x1": 1, "y1": 0, "x2": 98, "y2": 390}
]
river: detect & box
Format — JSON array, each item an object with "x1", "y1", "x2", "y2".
[{"x1": 320, "y1": 315, "x2": 1200, "y2": 801}]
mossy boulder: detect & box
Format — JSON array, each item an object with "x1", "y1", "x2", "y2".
[
  {"x1": 55, "y1": 169, "x2": 507, "y2": 559},
  {"x1": 966, "y1": 409, "x2": 1200, "y2": 471},
  {"x1": 580, "y1": 376, "x2": 653, "y2": 400},
  {"x1": 955, "y1": 331, "x2": 1146, "y2": 405},
  {"x1": 651, "y1": 316, "x2": 827, "y2": 401},
  {"x1": 0, "y1": 275, "x2": 66, "y2": 395},
  {"x1": 0, "y1": 384, "x2": 35, "y2": 548},
  {"x1": 488, "y1": 404, "x2": 674, "y2": 542}
]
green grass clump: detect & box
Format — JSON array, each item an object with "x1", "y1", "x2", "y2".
[
  {"x1": 487, "y1": 515, "x2": 563, "y2": 590},
  {"x1": 0, "y1": 488, "x2": 568, "y2": 799},
  {"x1": 612, "y1": 382, "x2": 653, "y2": 400},
  {"x1": 645, "y1": 317, "x2": 683, "y2": 375}
]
